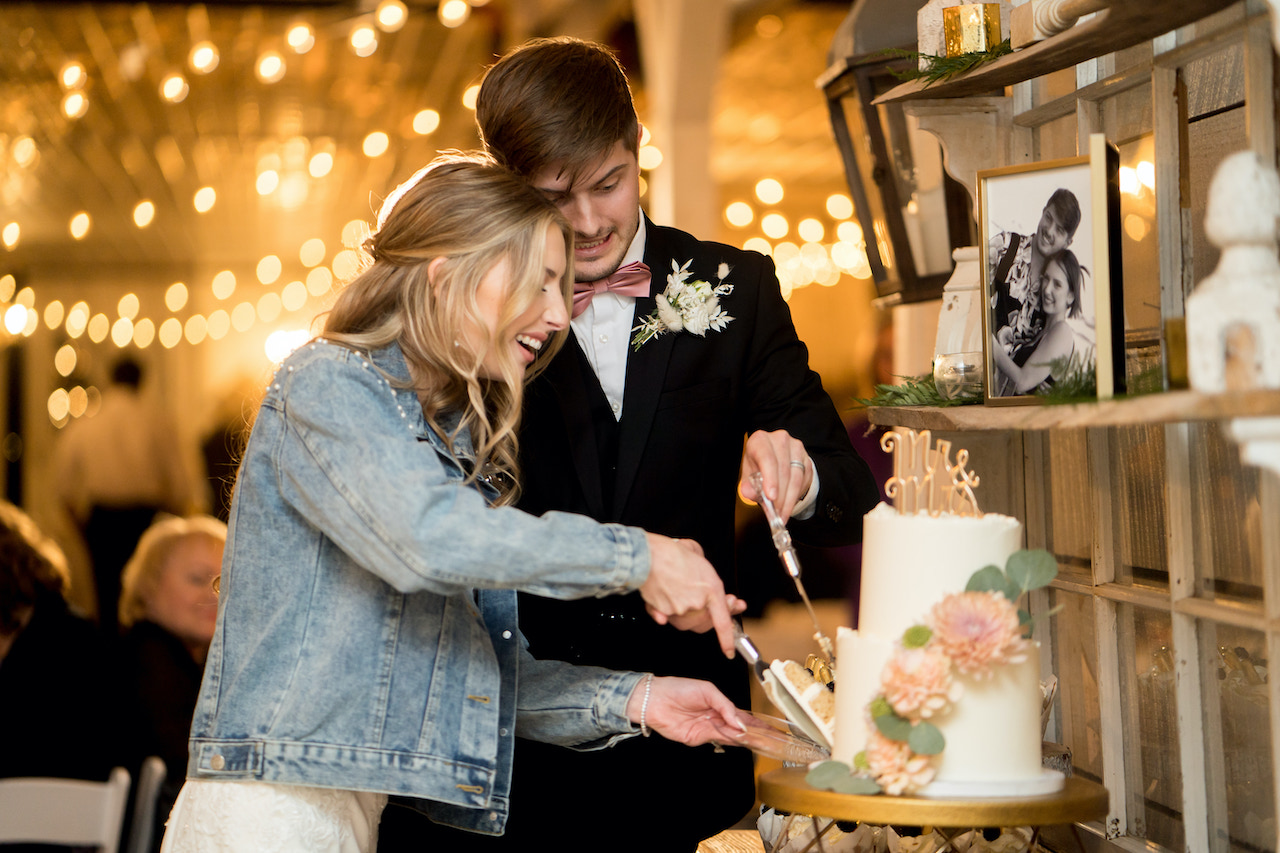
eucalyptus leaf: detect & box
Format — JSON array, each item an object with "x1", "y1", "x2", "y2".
[
  {"x1": 832, "y1": 775, "x2": 882, "y2": 795},
  {"x1": 902, "y1": 624, "x2": 932, "y2": 649},
  {"x1": 966, "y1": 565, "x2": 1008, "y2": 595},
  {"x1": 1007, "y1": 549, "x2": 1057, "y2": 592},
  {"x1": 806, "y1": 760, "x2": 855, "y2": 789},
  {"x1": 874, "y1": 710, "x2": 912, "y2": 741},
  {"x1": 869, "y1": 695, "x2": 893, "y2": 719},
  {"x1": 908, "y1": 722, "x2": 945, "y2": 755},
  {"x1": 854, "y1": 751, "x2": 871, "y2": 771}
]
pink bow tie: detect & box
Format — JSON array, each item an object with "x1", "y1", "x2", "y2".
[{"x1": 571, "y1": 261, "x2": 651, "y2": 318}]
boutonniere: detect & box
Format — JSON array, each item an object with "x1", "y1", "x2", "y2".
[{"x1": 630, "y1": 259, "x2": 734, "y2": 351}]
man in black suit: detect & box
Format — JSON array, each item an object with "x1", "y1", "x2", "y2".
[{"x1": 378, "y1": 37, "x2": 879, "y2": 852}]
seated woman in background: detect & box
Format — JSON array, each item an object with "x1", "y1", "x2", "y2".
[
  {"x1": 117, "y1": 514, "x2": 225, "y2": 851},
  {"x1": 0, "y1": 500, "x2": 121, "y2": 782}
]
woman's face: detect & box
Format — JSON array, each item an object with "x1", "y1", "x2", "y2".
[
  {"x1": 1039, "y1": 258, "x2": 1074, "y2": 319},
  {"x1": 470, "y1": 223, "x2": 569, "y2": 379},
  {"x1": 146, "y1": 535, "x2": 221, "y2": 653}
]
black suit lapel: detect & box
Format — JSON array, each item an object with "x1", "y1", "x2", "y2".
[
  {"x1": 537, "y1": 335, "x2": 607, "y2": 518},
  {"x1": 612, "y1": 226, "x2": 677, "y2": 516}
]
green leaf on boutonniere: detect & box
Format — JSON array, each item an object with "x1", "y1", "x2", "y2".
[{"x1": 908, "y1": 721, "x2": 945, "y2": 755}]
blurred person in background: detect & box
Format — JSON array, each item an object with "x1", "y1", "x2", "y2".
[
  {"x1": 0, "y1": 499, "x2": 121, "y2": 782},
  {"x1": 55, "y1": 355, "x2": 199, "y2": 636},
  {"x1": 117, "y1": 514, "x2": 225, "y2": 852}
]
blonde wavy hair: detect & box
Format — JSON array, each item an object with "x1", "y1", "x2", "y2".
[
  {"x1": 321, "y1": 152, "x2": 573, "y2": 505},
  {"x1": 119, "y1": 514, "x2": 227, "y2": 629}
]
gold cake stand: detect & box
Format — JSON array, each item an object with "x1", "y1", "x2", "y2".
[{"x1": 758, "y1": 768, "x2": 1108, "y2": 852}]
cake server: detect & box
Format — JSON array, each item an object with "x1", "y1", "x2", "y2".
[
  {"x1": 749, "y1": 471, "x2": 835, "y2": 663},
  {"x1": 733, "y1": 620, "x2": 769, "y2": 686}
]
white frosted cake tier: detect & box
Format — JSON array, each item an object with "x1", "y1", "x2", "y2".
[
  {"x1": 858, "y1": 503, "x2": 1023, "y2": 641},
  {"x1": 833, "y1": 503, "x2": 1061, "y2": 797}
]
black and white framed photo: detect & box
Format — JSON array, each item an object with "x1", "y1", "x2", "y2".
[{"x1": 978, "y1": 134, "x2": 1123, "y2": 406}]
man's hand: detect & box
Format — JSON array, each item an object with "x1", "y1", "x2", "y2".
[
  {"x1": 639, "y1": 534, "x2": 737, "y2": 657},
  {"x1": 738, "y1": 428, "x2": 813, "y2": 523}
]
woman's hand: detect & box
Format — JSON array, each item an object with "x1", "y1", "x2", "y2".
[
  {"x1": 626, "y1": 676, "x2": 747, "y2": 747},
  {"x1": 640, "y1": 534, "x2": 739, "y2": 657}
]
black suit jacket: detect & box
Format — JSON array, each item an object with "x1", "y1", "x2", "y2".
[{"x1": 380, "y1": 220, "x2": 878, "y2": 852}]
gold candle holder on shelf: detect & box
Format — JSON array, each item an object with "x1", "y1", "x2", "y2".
[{"x1": 943, "y1": 3, "x2": 1003, "y2": 57}]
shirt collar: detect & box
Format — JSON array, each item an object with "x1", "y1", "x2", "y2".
[{"x1": 620, "y1": 208, "x2": 646, "y2": 268}]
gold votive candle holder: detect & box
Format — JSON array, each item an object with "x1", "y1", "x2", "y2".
[{"x1": 943, "y1": 3, "x2": 1002, "y2": 57}]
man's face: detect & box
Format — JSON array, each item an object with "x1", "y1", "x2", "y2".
[
  {"x1": 529, "y1": 137, "x2": 641, "y2": 284},
  {"x1": 1034, "y1": 204, "x2": 1073, "y2": 257}
]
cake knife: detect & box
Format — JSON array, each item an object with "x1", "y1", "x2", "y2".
[
  {"x1": 749, "y1": 471, "x2": 835, "y2": 663},
  {"x1": 732, "y1": 620, "x2": 769, "y2": 686}
]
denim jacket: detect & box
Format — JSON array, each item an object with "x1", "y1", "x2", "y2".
[{"x1": 187, "y1": 339, "x2": 652, "y2": 834}]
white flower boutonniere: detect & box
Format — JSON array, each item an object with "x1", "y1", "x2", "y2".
[{"x1": 630, "y1": 259, "x2": 734, "y2": 351}]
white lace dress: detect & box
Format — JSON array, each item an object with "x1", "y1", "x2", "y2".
[{"x1": 160, "y1": 780, "x2": 388, "y2": 853}]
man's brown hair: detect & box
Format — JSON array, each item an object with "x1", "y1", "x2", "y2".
[{"x1": 476, "y1": 37, "x2": 639, "y2": 185}]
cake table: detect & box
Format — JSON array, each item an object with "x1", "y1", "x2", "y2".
[{"x1": 758, "y1": 768, "x2": 1107, "y2": 852}]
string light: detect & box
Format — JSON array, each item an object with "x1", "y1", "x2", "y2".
[
  {"x1": 286, "y1": 23, "x2": 315, "y2": 54},
  {"x1": 256, "y1": 51, "x2": 286, "y2": 83},
  {"x1": 413, "y1": 109, "x2": 440, "y2": 135},
  {"x1": 189, "y1": 41, "x2": 220, "y2": 74},
  {"x1": 60, "y1": 61, "x2": 87, "y2": 89},
  {"x1": 6, "y1": 7, "x2": 869, "y2": 427},
  {"x1": 375, "y1": 0, "x2": 408, "y2": 32},
  {"x1": 439, "y1": 0, "x2": 470, "y2": 27}
]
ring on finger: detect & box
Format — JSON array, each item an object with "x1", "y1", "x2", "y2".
[{"x1": 789, "y1": 459, "x2": 805, "y2": 469}]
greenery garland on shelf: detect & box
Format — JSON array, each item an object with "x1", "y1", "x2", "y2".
[
  {"x1": 880, "y1": 39, "x2": 1014, "y2": 87},
  {"x1": 854, "y1": 357, "x2": 1163, "y2": 410},
  {"x1": 852, "y1": 373, "x2": 979, "y2": 409}
]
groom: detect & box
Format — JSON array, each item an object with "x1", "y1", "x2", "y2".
[{"x1": 379, "y1": 37, "x2": 879, "y2": 852}]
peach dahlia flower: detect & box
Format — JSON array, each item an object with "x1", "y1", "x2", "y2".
[{"x1": 927, "y1": 590, "x2": 1030, "y2": 678}]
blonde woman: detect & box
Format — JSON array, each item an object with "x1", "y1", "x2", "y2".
[
  {"x1": 161, "y1": 154, "x2": 745, "y2": 853},
  {"x1": 118, "y1": 514, "x2": 225, "y2": 852}
]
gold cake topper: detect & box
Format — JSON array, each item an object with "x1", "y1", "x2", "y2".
[{"x1": 880, "y1": 428, "x2": 982, "y2": 517}]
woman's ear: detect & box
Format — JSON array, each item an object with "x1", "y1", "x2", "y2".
[{"x1": 427, "y1": 257, "x2": 447, "y2": 292}]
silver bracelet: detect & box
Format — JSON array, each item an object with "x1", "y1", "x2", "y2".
[{"x1": 639, "y1": 673, "x2": 654, "y2": 737}]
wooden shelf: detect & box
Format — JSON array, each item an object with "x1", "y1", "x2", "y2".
[
  {"x1": 866, "y1": 389, "x2": 1280, "y2": 432},
  {"x1": 871, "y1": 0, "x2": 1238, "y2": 104}
]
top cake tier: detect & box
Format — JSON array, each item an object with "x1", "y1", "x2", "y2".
[{"x1": 859, "y1": 503, "x2": 1024, "y2": 641}]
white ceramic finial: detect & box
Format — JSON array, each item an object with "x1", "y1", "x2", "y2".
[{"x1": 1185, "y1": 150, "x2": 1280, "y2": 392}]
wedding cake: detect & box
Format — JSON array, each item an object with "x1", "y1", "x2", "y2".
[{"x1": 823, "y1": 430, "x2": 1063, "y2": 798}]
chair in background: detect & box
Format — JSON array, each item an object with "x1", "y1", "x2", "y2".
[
  {"x1": 125, "y1": 756, "x2": 168, "y2": 853},
  {"x1": 0, "y1": 765, "x2": 131, "y2": 852}
]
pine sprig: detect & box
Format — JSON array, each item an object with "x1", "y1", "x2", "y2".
[
  {"x1": 853, "y1": 373, "x2": 981, "y2": 409},
  {"x1": 1033, "y1": 351, "x2": 1097, "y2": 403},
  {"x1": 881, "y1": 39, "x2": 1013, "y2": 86}
]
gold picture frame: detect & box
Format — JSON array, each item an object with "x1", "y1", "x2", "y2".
[{"x1": 978, "y1": 134, "x2": 1123, "y2": 406}]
